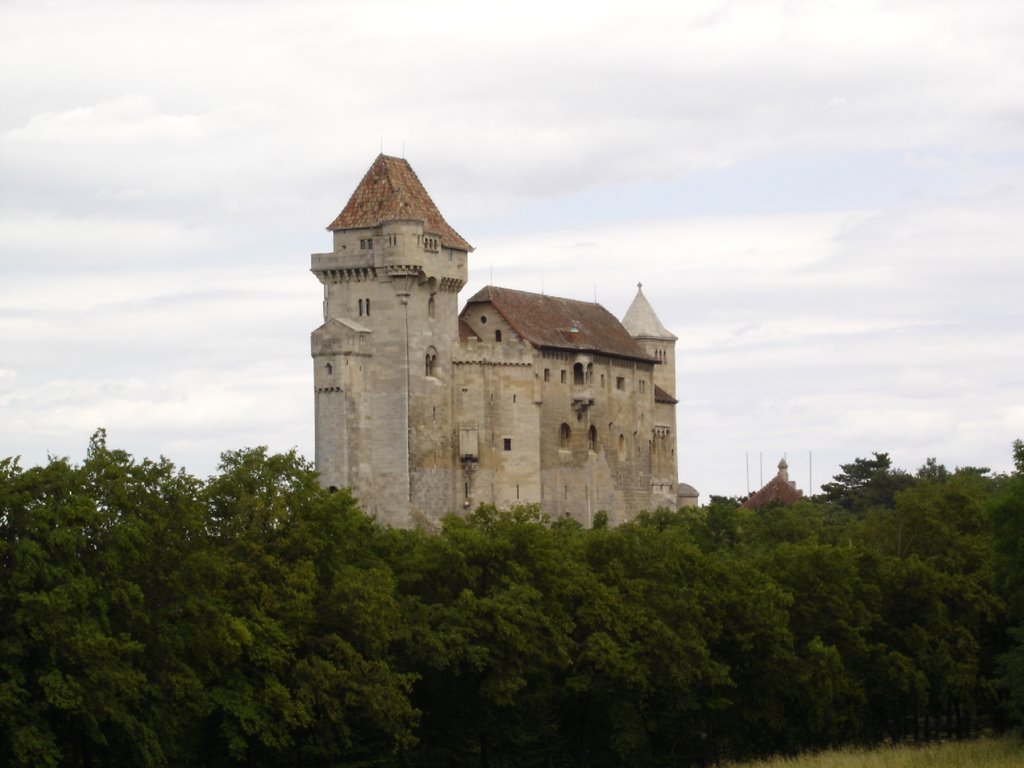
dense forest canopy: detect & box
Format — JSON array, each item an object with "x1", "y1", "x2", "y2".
[{"x1": 2, "y1": 431, "x2": 1023, "y2": 767}]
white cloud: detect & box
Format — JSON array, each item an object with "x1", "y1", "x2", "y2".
[{"x1": 2, "y1": 0, "x2": 1023, "y2": 497}]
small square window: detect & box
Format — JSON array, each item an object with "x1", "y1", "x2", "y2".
[{"x1": 503, "y1": 438, "x2": 512, "y2": 451}]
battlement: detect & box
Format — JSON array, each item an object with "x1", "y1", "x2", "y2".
[{"x1": 453, "y1": 337, "x2": 534, "y2": 366}]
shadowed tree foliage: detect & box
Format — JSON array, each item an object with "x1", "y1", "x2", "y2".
[
  {"x1": 990, "y1": 440, "x2": 1024, "y2": 726},
  {"x1": 1, "y1": 435, "x2": 1020, "y2": 766}
]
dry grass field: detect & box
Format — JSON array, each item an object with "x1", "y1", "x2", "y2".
[{"x1": 728, "y1": 736, "x2": 1023, "y2": 768}]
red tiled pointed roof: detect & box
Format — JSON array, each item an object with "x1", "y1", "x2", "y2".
[
  {"x1": 462, "y1": 286, "x2": 654, "y2": 362},
  {"x1": 741, "y1": 475, "x2": 804, "y2": 509},
  {"x1": 327, "y1": 154, "x2": 473, "y2": 252}
]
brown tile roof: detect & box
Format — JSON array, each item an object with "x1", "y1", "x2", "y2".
[
  {"x1": 462, "y1": 286, "x2": 655, "y2": 362},
  {"x1": 458, "y1": 319, "x2": 480, "y2": 342},
  {"x1": 741, "y1": 475, "x2": 804, "y2": 509},
  {"x1": 654, "y1": 384, "x2": 677, "y2": 404},
  {"x1": 327, "y1": 154, "x2": 473, "y2": 252}
]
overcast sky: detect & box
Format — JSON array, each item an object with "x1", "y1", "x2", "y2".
[{"x1": 2, "y1": 0, "x2": 1023, "y2": 500}]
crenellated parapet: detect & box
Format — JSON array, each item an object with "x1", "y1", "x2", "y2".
[{"x1": 453, "y1": 338, "x2": 534, "y2": 367}]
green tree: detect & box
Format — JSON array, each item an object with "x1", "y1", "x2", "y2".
[
  {"x1": 0, "y1": 432, "x2": 187, "y2": 767},
  {"x1": 821, "y1": 453, "x2": 913, "y2": 515},
  {"x1": 392, "y1": 505, "x2": 574, "y2": 767},
  {"x1": 196, "y1": 446, "x2": 417, "y2": 765},
  {"x1": 991, "y1": 439, "x2": 1024, "y2": 726}
]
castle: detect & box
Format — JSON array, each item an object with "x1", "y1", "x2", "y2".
[{"x1": 311, "y1": 155, "x2": 679, "y2": 528}]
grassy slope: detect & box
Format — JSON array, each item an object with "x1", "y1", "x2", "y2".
[{"x1": 729, "y1": 736, "x2": 1024, "y2": 768}]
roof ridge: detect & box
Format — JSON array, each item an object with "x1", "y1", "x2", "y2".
[{"x1": 462, "y1": 285, "x2": 656, "y2": 362}]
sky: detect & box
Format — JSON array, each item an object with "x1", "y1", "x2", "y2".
[{"x1": 2, "y1": 0, "x2": 1023, "y2": 500}]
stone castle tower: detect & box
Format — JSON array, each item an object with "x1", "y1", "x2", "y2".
[{"x1": 312, "y1": 155, "x2": 679, "y2": 527}]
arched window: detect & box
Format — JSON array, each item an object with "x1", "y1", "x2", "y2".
[
  {"x1": 586, "y1": 362, "x2": 593, "y2": 384},
  {"x1": 573, "y1": 362, "x2": 585, "y2": 385},
  {"x1": 618, "y1": 433, "x2": 625, "y2": 458},
  {"x1": 425, "y1": 347, "x2": 437, "y2": 377},
  {"x1": 588, "y1": 425, "x2": 597, "y2": 452},
  {"x1": 358, "y1": 298, "x2": 364, "y2": 316},
  {"x1": 495, "y1": 330, "x2": 502, "y2": 342},
  {"x1": 559, "y1": 423, "x2": 571, "y2": 449},
  {"x1": 428, "y1": 296, "x2": 435, "y2": 319}
]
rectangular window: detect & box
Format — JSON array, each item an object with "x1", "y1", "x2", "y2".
[
  {"x1": 639, "y1": 379, "x2": 646, "y2": 393},
  {"x1": 503, "y1": 438, "x2": 512, "y2": 451},
  {"x1": 544, "y1": 368, "x2": 550, "y2": 382},
  {"x1": 600, "y1": 374, "x2": 605, "y2": 387},
  {"x1": 560, "y1": 370, "x2": 567, "y2": 384},
  {"x1": 616, "y1": 376, "x2": 625, "y2": 391}
]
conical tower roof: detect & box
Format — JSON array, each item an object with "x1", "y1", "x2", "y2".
[
  {"x1": 327, "y1": 154, "x2": 473, "y2": 252},
  {"x1": 621, "y1": 283, "x2": 676, "y2": 340}
]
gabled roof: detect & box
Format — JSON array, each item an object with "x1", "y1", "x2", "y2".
[
  {"x1": 462, "y1": 286, "x2": 654, "y2": 362},
  {"x1": 327, "y1": 154, "x2": 473, "y2": 252},
  {"x1": 312, "y1": 316, "x2": 372, "y2": 336},
  {"x1": 621, "y1": 283, "x2": 676, "y2": 340}
]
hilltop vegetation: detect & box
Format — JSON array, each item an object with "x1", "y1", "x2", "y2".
[{"x1": 2, "y1": 432, "x2": 1023, "y2": 767}]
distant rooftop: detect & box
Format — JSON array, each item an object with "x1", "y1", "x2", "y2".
[{"x1": 741, "y1": 458, "x2": 804, "y2": 509}]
